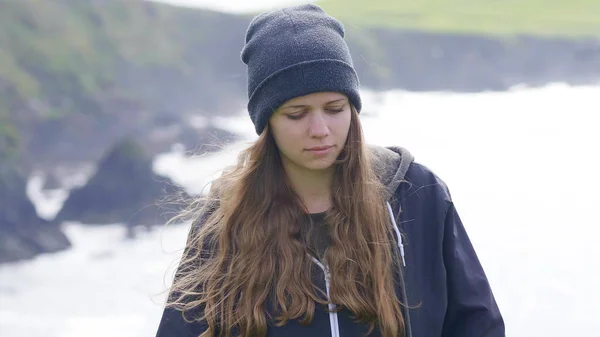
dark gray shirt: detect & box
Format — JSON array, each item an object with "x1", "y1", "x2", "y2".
[{"x1": 302, "y1": 212, "x2": 330, "y2": 260}]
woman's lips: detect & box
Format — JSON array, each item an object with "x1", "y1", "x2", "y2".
[{"x1": 306, "y1": 145, "x2": 333, "y2": 156}]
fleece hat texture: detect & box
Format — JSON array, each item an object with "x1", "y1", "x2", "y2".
[{"x1": 241, "y1": 4, "x2": 362, "y2": 135}]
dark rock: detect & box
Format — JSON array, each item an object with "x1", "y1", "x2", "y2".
[
  {"x1": 187, "y1": 125, "x2": 240, "y2": 156},
  {"x1": 54, "y1": 138, "x2": 189, "y2": 227},
  {"x1": 140, "y1": 123, "x2": 240, "y2": 157},
  {"x1": 0, "y1": 165, "x2": 71, "y2": 264},
  {"x1": 41, "y1": 171, "x2": 62, "y2": 190}
]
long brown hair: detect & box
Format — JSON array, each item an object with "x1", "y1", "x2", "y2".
[{"x1": 166, "y1": 106, "x2": 405, "y2": 337}]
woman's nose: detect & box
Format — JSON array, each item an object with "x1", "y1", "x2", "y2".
[{"x1": 308, "y1": 112, "x2": 330, "y2": 138}]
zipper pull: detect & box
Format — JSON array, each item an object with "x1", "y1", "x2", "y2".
[{"x1": 399, "y1": 241, "x2": 406, "y2": 267}]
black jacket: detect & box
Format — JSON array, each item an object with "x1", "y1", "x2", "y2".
[{"x1": 156, "y1": 145, "x2": 505, "y2": 337}]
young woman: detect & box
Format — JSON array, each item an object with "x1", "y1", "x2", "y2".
[{"x1": 156, "y1": 4, "x2": 505, "y2": 337}]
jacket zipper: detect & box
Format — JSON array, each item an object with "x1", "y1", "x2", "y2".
[
  {"x1": 310, "y1": 256, "x2": 341, "y2": 337},
  {"x1": 305, "y1": 202, "x2": 405, "y2": 337}
]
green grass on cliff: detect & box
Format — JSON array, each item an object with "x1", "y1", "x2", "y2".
[
  {"x1": 318, "y1": 0, "x2": 600, "y2": 37},
  {"x1": 0, "y1": 0, "x2": 184, "y2": 105},
  {"x1": 0, "y1": 0, "x2": 196, "y2": 157}
]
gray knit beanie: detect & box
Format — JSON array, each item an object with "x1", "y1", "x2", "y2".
[{"x1": 241, "y1": 4, "x2": 362, "y2": 135}]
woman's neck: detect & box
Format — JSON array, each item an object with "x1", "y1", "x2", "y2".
[{"x1": 283, "y1": 164, "x2": 333, "y2": 214}]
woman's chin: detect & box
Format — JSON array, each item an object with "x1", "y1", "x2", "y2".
[{"x1": 301, "y1": 157, "x2": 337, "y2": 171}]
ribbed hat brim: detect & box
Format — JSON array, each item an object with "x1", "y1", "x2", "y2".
[{"x1": 248, "y1": 59, "x2": 362, "y2": 134}]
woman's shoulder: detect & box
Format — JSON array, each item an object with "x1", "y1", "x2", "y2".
[
  {"x1": 397, "y1": 161, "x2": 452, "y2": 212},
  {"x1": 404, "y1": 161, "x2": 452, "y2": 203}
]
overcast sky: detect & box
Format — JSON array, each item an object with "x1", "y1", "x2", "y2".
[{"x1": 150, "y1": 0, "x2": 318, "y2": 13}]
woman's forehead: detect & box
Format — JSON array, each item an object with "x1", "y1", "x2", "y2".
[{"x1": 281, "y1": 92, "x2": 348, "y2": 109}]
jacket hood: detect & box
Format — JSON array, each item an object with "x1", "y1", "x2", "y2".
[{"x1": 368, "y1": 145, "x2": 415, "y2": 201}]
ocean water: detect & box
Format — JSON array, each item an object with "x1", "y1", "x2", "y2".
[{"x1": 1, "y1": 83, "x2": 599, "y2": 336}]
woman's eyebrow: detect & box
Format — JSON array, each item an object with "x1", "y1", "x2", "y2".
[
  {"x1": 325, "y1": 98, "x2": 347, "y2": 105},
  {"x1": 282, "y1": 98, "x2": 346, "y2": 109}
]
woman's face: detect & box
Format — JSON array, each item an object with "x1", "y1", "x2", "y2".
[{"x1": 269, "y1": 92, "x2": 352, "y2": 173}]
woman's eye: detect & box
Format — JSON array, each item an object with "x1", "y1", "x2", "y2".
[
  {"x1": 286, "y1": 113, "x2": 304, "y2": 120},
  {"x1": 327, "y1": 107, "x2": 344, "y2": 113}
]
